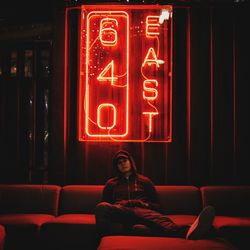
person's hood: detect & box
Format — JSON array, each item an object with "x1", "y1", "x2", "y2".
[{"x1": 112, "y1": 150, "x2": 137, "y2": 177}]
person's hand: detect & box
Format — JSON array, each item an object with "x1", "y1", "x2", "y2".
[
  {"x1": 128, "y1": 200, "x2": 149, "y2": 208},
  {"x1": 115, "y1": 200, "x2": 131, "y2": 207},
  {"x1": 115, "y1": 200, "x2": 149, "y2": 208}
]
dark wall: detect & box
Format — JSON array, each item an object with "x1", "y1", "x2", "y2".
[{"x1": 1, "y1": 2, "x2": 250, "y2": 186}]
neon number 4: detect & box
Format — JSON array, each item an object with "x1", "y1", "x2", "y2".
[{"x1": 97, "y1": 60, "x2": 118, "y2": 85}]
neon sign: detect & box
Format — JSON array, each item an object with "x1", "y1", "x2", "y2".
[{"x1": 78, "y1": 5, "x2": 172, "y2": 142}]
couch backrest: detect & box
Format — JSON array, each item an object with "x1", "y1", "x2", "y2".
[
  {"x1": 156, "y1": 186, "x2": 202, "y2": 215},
  {"x1": 201, "y1": 186, "x2": 250, "y2": 216},
  {"x1": 0, "y1": 184, "x2": 61, "y2": 215},
  {"x1": 59, "y1": 185, "x2": 201, "y2": 215},
  {"x1": 59, "y1": 185, "x2": 104, "y2": 214}
]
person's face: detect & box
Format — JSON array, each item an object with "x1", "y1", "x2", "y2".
[{"x1": 117, "y1": 157, "x2": 131, "y2": 174}]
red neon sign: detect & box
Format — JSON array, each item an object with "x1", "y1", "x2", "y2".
[{"x1": 78, "y1": 5, "x2": 172, "y2": 142}]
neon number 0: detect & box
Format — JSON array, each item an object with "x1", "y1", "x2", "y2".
[
  {"x1": 100, "y1": 18, "x2": 118, "y2": 46},
  {"x1": 97, "y1": 103, "x2": 117, "y2": 129}
]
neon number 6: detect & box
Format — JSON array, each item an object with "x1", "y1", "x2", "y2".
[{"x1": 100, "y1": 18, "x2": 118, "y2": 46}]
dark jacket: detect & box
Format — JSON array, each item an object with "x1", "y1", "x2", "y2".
[{"x1": 102, "y1": 150, "x2": 161, "y2": 211}]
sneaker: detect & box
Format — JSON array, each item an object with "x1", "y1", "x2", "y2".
[{"x1": 186, "y1": 205, "x2": 215, "y2": 240}]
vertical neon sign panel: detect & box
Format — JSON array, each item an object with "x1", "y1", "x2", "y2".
[{"x1": 79, "y1": 5, "x2": 172, "y2": 142}]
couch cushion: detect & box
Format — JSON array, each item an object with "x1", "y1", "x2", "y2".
[
  {"x1": 213, "y1": 216, "x2": 250, "y2": 250},
  {"x1": 59, "y1": 185, "x2": 103, "y2": 214},
  {"x1": 167, "y1": 215, "x2": 198, "y2": 226},
  {"x1": 155, "y1": 186, "x2": 202, "y2": 215},
  {"x1": 40, "y1": 214, "x2": 97, "y2": 250},
  {"x1": 59, "y1": 185, "x2": 201, "y2": 215},
  {"x1": 201, "y1": 186, "x2": 250, "y2": 216},
  {"x1": 213, "y1": 216, "x2": 250, "y2": 241},
  {"x1": 0, "y1": 225, "x2": 5, "y2": 250},
  {"x1": 0, "y1": 184, "x2": 61, "y2": 215},
  {"x1": 0, "y1": 214, "x2": 55, "y2": 250},
  {"x1": 213, "y1": 216, "x2": 250, "y2": 230},
  {"x1": 97, "y1": 236, "x2": 237, "y2": 250},
  {"x1": 213, "y1": 216, "x2": 250, "y2": 240},
  {"x1": 42, "y1": 214, "x2": 96, "y2": 224},
  {"x1": 0, "y1": 214, "x2": 55, "y2": 227}
]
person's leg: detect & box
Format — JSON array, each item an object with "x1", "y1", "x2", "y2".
[
  {"x1": 131, "y1": 206, "x2": 215, "y2": 239},
  {"x1": 95, "y1": 202, "x2": 133, "y2": 237},
  {"x1": 186, "y1": 205, "x2": 215, "y2": 240},
  {"x1": 96, "y1": 203, "x2": 215, "y2": 239},
  {"x1": 131, "y1": 207, "x2": 189, "y2": 238}
]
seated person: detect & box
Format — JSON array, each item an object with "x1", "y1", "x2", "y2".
[{"x1": 95, "y1": 150, "x2": 215, "y2": 239}]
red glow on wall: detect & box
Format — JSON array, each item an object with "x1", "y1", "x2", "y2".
[{"x1": 78, "y1": 5, "x2": 172, "y2": 142}]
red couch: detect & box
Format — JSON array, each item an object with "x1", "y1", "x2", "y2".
[
  {"x1": 0, "y1": 184, "x2": 60, "y2": 250},
  {"x1": 0, "y1": 184, "x2": 249, "y2": 250},
  {"x1": 40, "y1": 185, "x2": 202, "y2": 250},
  {"x1": 40, "y1": 185, "x2": 103, "y2": 250},
  {"x1": 97, "y1": 186, "x2": 238, "y2": 250},
  {"x1": 0, "y1": 225, "x2": 5, "y2": 250},
  {"x1": 97, "y1": 236, "x2": 237, "y2": 250},
  {"x1": 201, "y1": 186, "x2": 250, "y2": 250}
]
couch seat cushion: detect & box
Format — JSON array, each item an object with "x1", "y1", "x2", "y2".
[
  {"x1": 0, "y1": 225, "x2": 5, "y2": 250},
  {"x1": 98, "y1": 236, "x2": 237, "y2": 250},
  {"x1": 40, "y1": 214, "x2": 97, "y2": 250},
  {"x1": 43, "y1": 213, "x2": 96, "y2": 224},
  {"x1": 213, "y1": 216, "x2": 250, "y2": 249},
  {"x1": 0, "y1": 214, "x2": 55, "y2": 250},
  {"x1": 213, "y1": 216, "x2": 250, "y2": 229},
  {"x1": 167, "y1": 215, "x2": 197, "y2": 226},
  {"x1": 0, "y1": 214, "x2": 55, "y2": 227},
  {"x1": 213, "y1": 216, "x2": 250, "y2": 237}
]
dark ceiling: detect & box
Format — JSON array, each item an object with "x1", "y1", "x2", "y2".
[
  {"x1": 0, "y1": 1, "x2": 65, "y2": 25},
  {"x1": 0, "y1": 0, "x2": 244, "y2": 26}
]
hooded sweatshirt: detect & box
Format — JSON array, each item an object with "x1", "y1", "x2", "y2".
[{"x1": 102, "y1": 150, "x2": 160, "y2": 211}]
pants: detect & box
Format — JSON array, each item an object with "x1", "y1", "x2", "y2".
[{"x1": 95, "y1": 202, "x2": 189, "y2": 238}]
